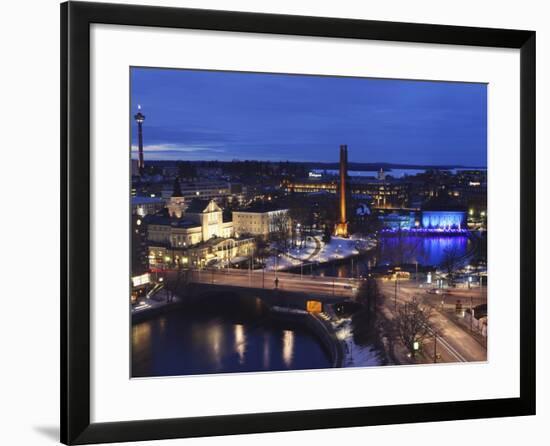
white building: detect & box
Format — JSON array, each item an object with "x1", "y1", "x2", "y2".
[
  {"x1": 147, "y1": 199, "x2": 233, "y2": 248},
  {"x1": 232, "y1": 203, "x2": 289, "y2": 238}
]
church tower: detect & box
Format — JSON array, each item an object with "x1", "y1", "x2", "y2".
[{"x1": 167, "y1": 177, "x2": 185, "y2": 218}]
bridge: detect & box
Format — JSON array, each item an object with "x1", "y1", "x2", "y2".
[{"x1": 166, "y1": 268, "x2": 361, "y2": 301}]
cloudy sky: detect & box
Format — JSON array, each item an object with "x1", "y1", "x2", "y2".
[{"x1": 130, "y1": 67, "x2": 487, "y2": 167}]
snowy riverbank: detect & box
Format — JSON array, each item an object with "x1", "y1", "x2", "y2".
[
  {"x1": 264, "y1": 235, "x2": 376, "y2": 272},
  {"x1": 331, "y1": 317, "x2": 382, "y2": 367}
]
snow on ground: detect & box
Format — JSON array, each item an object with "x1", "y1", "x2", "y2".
[
  {"x1": 332, "y1": 317, "x2": 382, "y2": 367},
  {"x1": 314, "y1": 237, "x2": 359, "y2": 263},
  {"x1": 263, "y1": 235, "x2": 376, "y2": 272},
  {"x1": 132, "y1": 288, "x2": 179, "y2": 315},
  {"x1": 286, "y1": 237, "x2": 319, "y2": 261}
]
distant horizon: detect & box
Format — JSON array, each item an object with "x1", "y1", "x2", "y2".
[
  {"x1": 129, "y1": 154, "x2": 486, "y2": 170},
  {"x1": 131, "y1": 68, "x2": 487, "y2": 166}
]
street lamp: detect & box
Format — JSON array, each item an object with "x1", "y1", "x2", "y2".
[
  {"x1": 470, "y1": 295, "x2": 475, "y2": 332},
  {"x1": 394, "y1": 267, "x2": 401, "y2": 312}
]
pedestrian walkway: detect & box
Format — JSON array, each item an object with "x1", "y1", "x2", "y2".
[
  {"x1": 284, "y1": 236, "x2": 322, "y2": 262},
  {"x1": 132, "y1": 288, "x2": 180, "y2": 316}
]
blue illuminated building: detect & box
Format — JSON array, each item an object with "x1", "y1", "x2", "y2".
[
  {"x1": 378, "y1": 212, "x2": 416, "y2": 230},
  {"x1": 379, "y1": 197, "x2": 468, "y2": 234},
  {"x1": 421, "y1": 210, "x2": 466, "y2": 230}
]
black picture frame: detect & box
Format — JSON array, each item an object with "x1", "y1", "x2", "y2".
[{"x1": 61, "y1": 1, "x2": 536, "y2": 444}]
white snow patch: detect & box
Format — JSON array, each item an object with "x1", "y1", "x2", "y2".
[{"x1": 332, "y1": 317, "x2": 382, "y2": 367}]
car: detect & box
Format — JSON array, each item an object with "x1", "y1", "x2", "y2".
[{"x1": 426, "y1": 288, "x2": 442, "y2": 295}]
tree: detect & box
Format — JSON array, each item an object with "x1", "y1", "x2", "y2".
[
  {"x1": 440, "y1": 245, "x2": 462, "y2": 286},
  {"x1": 288, "y1": 202, "x2": 310, "y2": 248},
  {"x1": 270, "y1": 212, "x2": 292, "y2": 251},
  {"x1": 393, "y1": 297, "x2": 433, "y2": 356},
  {"x1": 254, "y1": 236, "x2": 270, "y2": 268},
  {"x1": 354, "y1": 278, "x2": 380, "y2": 328},
  {"x1": 469, "y1": 232, "x2": 487, "y2": 272},
  {"x1": 322, "y1": 225, "x2": 332, "y2": 244}
]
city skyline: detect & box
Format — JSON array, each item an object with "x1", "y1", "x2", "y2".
[
  {"x1": 130, "y1": 66, "x2": 488, "y2": 377},
  {"x1": 130, "y1": 67, "x2": 487, "y2": 167}
]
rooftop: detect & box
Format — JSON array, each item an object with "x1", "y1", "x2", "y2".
[
  {"x1": 132, "y1": 196, "x2": 164, "y2": 205},
  {"x1": 144, "y1": 214, "x2": 198, "y2": 229},
  {"x1": 235, "y1": 202, "x2": 287, "y2": 213},
  {"x1": 185, "y1": 199, "x2": 212, "y2": 213}
]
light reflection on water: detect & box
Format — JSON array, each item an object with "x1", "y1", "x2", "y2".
[
  {"x1": 132, "y1": 308, "x2": 330, "y2": 377},
  {"x1": 208, "y1": 322, "x2": 223, "y2": 368},
  {"x1": 379, "y1": 235, "x2": 471, "y2": 266},
  {"x1": 263, "y1": 333, "x2": 270, "y2": 369},
  {"x1": 132, "y1": 323, "x2": 151, "y2": 350},
  {"x1": 311, "y1": 235, "x2": 473, "y2": 278},
  {"x1": 234, "y1": 324, "x2": 246, "y2": 364},
  {"x1": 282, "y1": 330, "x2": 294, "y2": 367}
]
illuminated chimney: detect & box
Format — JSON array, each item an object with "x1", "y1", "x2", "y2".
[{"x1": 334, "y1": 144, "x2": 349, "y2": 237}]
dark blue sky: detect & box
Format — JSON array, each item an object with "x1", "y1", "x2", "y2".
[{"x1": 130, "y1": 68, "x2": 487, "y2": 166}]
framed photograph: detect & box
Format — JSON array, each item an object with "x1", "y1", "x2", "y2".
[{"x1": 61, "y1": 1, "x2": 536, "y2": 444}]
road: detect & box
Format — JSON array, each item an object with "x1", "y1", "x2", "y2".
[
  {"x1": 172, "y1": 268, "x2": 359, "y2": 299},
  {"x1": 378, "y1": 279, "x2": 487, "y2": 363}
]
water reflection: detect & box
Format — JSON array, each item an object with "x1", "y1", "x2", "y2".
[
  {"x1": 310, "y1": 235, "x2": 472, "y2": 279},
  {"x1": 379, "y1": 235, "x2": 470, "y2": 266},
  {"x1": 208, "y1": 323, "x2": 223, "y2": 369},
  {"x1": 282, "y1": 330, "x2": 294, "y2": 367},
  {"x1": 234, "y1": 324, "x2": 246, "y2": 364},
  {"x1": 132, "y1": 322, "x2": 151, "y2": 349},
  {"x1": 263, "y1": 333, "x2": 270, "y2": 369},
  {"x1": 132, "y1": 307, "x2": 330, "y2": 377}
]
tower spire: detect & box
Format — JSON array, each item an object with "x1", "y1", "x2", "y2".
[
  {"x1": 134, "y1": 105, "x2": 146, "y2": 176},
  {"x1": 172, "y1": 176, "x2": 182, "y2": 197}
]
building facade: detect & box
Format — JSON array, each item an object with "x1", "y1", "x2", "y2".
[
  {"x1": 161, "y1": 180, "x2": 246, "y2": 206},
  {"x1": 283, "y1": 178, "x2": 410, "y2": 209},
  {"x1": 232, "y1": 203, "x2": 290, "y2": 238},
  {"x1": 421, "y1": 210, "x2": 466, "y2": 229},
  {"x1": 148, "y1": 236, "x2": 255, "y2": 269},
  {"x1": 147, "y1": 199, "x2": 233, "y2": 248},
  {"x1": 132, "y1": 196, "x2": 165, "y2": 217}
]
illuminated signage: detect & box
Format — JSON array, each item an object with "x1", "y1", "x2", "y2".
[
  {"x1": 132, "y1": 273, "x2": 151, "y2": 287},
  {"x1": 308, "y1": 171, "x2": 322, "y2": 178},
  {"x1": 306, "y1": 300, "x2": 323, "y2": 313}
]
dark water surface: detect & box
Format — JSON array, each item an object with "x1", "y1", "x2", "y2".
[
  {"x1": 132, "y1": 301, "x2": 331, "y2": 377},
  {"x1": 310, "y1": 235, "x2": 473, "y2": 278}
]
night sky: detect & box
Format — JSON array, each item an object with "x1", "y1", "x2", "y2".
[{"x1": 130, "y1": 67, "x2": 487, "y2": 167}]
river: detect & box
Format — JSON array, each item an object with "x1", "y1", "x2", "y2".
[
  {"x1": 308, "y1": 234, "x2": 473, "y2": 278},
  {"x1": 132, "y1": 298, "x2": 331, "y2": 377},
  {"x1": 132, "y1": 234, "x2": 473, "y2": 377}
]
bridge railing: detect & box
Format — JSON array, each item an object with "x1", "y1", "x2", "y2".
[{"x1": 186, "y1": 267, "x2": 361, "y2": 284}]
